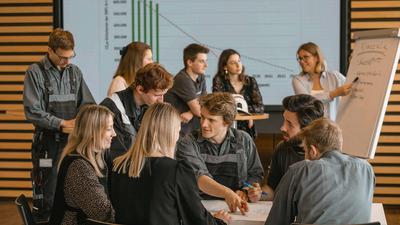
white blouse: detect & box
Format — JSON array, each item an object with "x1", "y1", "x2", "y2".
[{"x1": 292, "y1": 70, "x2": 346, "y2": 121}]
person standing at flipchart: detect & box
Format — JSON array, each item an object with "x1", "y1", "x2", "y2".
[
  {"x1": 23, "y1": 28, "x2": 95, "y2": 222},
  {"x1": 292, "y1": 42, "x2": 352, "y2": 120}
]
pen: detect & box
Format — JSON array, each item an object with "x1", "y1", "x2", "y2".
[
  {"x1": 243, "y1": 181, "x2": 268, "y2": 196},
  {"x1": 352, "y1": 77, "x2": 359, "y2": 83}
]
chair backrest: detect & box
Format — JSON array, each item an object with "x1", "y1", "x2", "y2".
[
  {"x1": 15, "y1": 194, "x2": 36, "y2": 225},
  {"x1": 291, "y1": 222, "x2": 381, "y2": 225},
  {"x1": 86, "y1": 218, "x2": 124, "y2": 225}
]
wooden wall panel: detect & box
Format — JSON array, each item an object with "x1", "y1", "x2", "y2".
[
  {"x1": 0, "y1": 0, "x2": 52, "y2": 198},
  {"x1": 352, "y1": 0, "x2": 400, "y2": 205}
]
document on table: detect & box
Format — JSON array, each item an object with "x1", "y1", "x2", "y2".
[
  {"x1": 202, "y1": 200, "x2": 271, "y2": 222},
  {"x1": 203, "y1": 200, "x2": 386, "y2": 225}
]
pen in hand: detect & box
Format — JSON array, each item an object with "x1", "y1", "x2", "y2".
[{"x1": 243, "y1": 181, "x2": 268, "y2": 196}]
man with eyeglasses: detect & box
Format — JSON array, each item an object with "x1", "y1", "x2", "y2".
[{"x1": 23, "y1": 28, "x2": 95, "y2": 222}]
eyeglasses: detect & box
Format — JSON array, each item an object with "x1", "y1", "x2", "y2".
[
  {"x1": 297, "y1": 55, "x2": 312, "y2": 62},
  {"x1": 52, "y1": 49, "x2": 76, "y2": 61}
]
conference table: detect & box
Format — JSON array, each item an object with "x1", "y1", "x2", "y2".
[
  {"x1": 233, "y1": 113, "x2": 269, "y2": 129},
  {"x1": 235, "y1": 113, "x2": 269, "y2": 121},
  {"x1": 202, "y1": 200, "x2": 387, "y2": 225}
]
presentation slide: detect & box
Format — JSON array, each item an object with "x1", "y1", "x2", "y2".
[{"x1": 63, "y1": 0, "x2": 340, "y2": 104}]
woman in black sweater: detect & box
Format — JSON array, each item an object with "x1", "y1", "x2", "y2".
[{"x1": 110, "y1": 102, "x2": 231, "y2": 225}]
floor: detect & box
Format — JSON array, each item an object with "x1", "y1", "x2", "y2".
[
  {"x1": 0, "y1": 199, "x2": 22, "y2": 225},
  {"x1": 384, "y1": 205, "x2": 400, "y2": 225}
]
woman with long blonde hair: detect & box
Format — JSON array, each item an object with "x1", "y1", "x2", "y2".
[
  {"x1": 110, "y1": 102, "x2": 231, "y2": 225},
  {"x1": 50, "y1": 104, "x2": 116, "y2": 225}
]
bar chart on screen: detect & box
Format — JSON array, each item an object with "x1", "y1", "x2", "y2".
[{"x1": 64, "y1": 0, "x2": 340, "y2": 104}]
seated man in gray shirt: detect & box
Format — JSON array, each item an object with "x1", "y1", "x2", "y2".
[
  {"x1": 266, "y1": 118, "x2": 375, "y2": 225},
  {"x1": 176, "y1": 92, "x2": 264, "y2": 214}
]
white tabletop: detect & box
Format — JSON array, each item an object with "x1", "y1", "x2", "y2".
[{"x1": 202, "y1": 200, "x2": 387, "y2": 225}]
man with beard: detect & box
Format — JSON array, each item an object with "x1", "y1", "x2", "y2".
[{"x1": 262, "y1": 94, "x2": 324, "y2": 200}]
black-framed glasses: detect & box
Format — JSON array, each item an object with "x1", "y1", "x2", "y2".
[
  {"x1": 52, "y1": 49, "x2": 76, "y2": 61},
  {"x1": 296, "y1": 55, "x2": 312, "y2": 62}
]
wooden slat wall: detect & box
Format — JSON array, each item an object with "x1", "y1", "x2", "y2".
[
  {"x1": 352, "y1": 0, "x2": 400, "y2": 205},
  {"x1": 0, "y1": 0, "x2": 53, "y2": 197}
]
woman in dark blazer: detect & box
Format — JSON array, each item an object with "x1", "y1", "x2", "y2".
[{"x1": 110, "y1": 102, "x2": 231, "y2": 225}]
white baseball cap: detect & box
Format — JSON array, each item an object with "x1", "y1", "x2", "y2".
[{"x1": 232, "y1": 94, "x2": 250, "y2": 115}]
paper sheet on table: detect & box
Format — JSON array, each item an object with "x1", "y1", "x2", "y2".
[{"x1": 202, "y1": 200, "x2": 272, "y2": 222}]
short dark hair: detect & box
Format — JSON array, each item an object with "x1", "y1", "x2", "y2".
[
  {"x1": 132, "y1": 63, "x2": 173, "y2": 93},
  {"x1": 282, "y1": 94, "x2": 324, "y2": 128},
  {"x1": 48, "y1": 28, "x2": 74, "y2": 50},
  {"x1": 200, "y1": 92, "x2": 237, "y2": 126},
  {"x1": 183, "y1": 43, "x2": 209, "y2": 68}
]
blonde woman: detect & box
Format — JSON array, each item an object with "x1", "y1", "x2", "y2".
[
  {"x1": 110, "y1": 103, "x2": 231, "y2": 225},
  {"x1": 107, "y1": 41, "x2": 153, "y2": 96},
  {"x1": 49, "y1": 105, "x2": 116, "y2": 225},
  {"x1": 292, "y1": 42, "x2": 352, "y2": 121}
]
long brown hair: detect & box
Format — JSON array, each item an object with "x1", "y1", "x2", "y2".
[
  {"x1": 214, "y1": 49, "x2": 247, "y2": 84},
  {"x1": 59, "y1": 104, "x2": 114, "y2": 177},
  {"x1": 114, "y1": 42, "x2": 151, "y2": 85},
  {"x1": 113, "y1": 103, "x2": 181, "y2": 178}
]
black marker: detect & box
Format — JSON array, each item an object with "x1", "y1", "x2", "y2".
[{"x1": 352, "y1": 77, "x2": 359, "y2": 83}]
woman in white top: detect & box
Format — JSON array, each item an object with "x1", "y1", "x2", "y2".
[
  {"x1": 292, "y1": 42, "x2": 352, "y2": 120},
  {"x1": 107, "y1": 42, "x2": 153, "y2": 96}
]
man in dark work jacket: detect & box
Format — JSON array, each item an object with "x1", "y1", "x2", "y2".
[
  {"x1": 100, "y1": 63, "x2": 173, "y2": 160},
  {"x1": 261, "y1": 94, "x2": 324, "y2": 200}
]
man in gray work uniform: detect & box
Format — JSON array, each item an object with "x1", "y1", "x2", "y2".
[
  {"x1": 176, "y1": 92, "x2": 264, "y2": 214},
  {"x1": 23, "y1": 28, "x2": 95, "y2": 221}
]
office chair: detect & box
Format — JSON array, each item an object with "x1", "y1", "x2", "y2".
[
  {"x1": 86, "y1": 218, "x2": 125, "y2": 225},
  {"x1": 291, "y1": 222, "x2": 380, "y2": 225},
  {"x1": 15, "y1": 194, "x2": 36, "y2": 225},
  {"x1": 15, "y1": 194, "x2": 49, "y2": 225}
]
